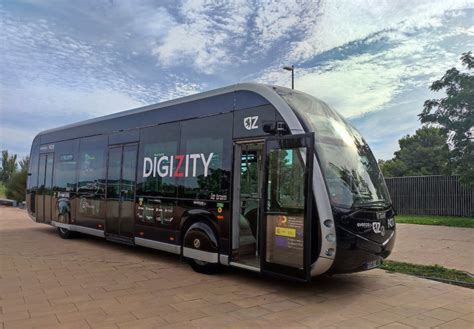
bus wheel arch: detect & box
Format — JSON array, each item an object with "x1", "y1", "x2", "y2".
[
  {"x1": 56, "y1": 210, "x2": 78, "y2": 239},
  {"x1": 181, "y1": 217, "x2": 220, "y2": 274}
]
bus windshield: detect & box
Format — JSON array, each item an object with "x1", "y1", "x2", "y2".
[{"x1": 280, "y1": 90, "x2": 391, "y2": 210}]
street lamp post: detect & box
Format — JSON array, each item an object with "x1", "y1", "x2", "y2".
[{"x1": 283, "y1": 65, "x2": 294, "y2": 89}]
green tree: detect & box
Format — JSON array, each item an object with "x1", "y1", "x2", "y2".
[
  {"x1": 378, "y1": 158, "x2": 407, "y2": 177},
  {"x1": 5, "y1": 169, "x2": 28, "y2": 202},
  {"x1": 379, "y1": 127, "x2": 450, "y2": 177},
  {"x1": 5, "y1": 156, "x2": 29, "y2": 202},
  {"x1": 419, "y1": 51, "x2": 474, "y2": 185},
  {"x1": 0, "y1": 150, "x2": 17, "y2": 183},
  {"x1": 19, "y1": 156, "x2": 30, "y2": 172}
]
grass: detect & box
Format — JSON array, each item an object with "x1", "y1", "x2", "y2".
[
  {"x1": 0, "y1": 182, "x2": 5, "y2": 199},
  {"x1": 381, "y1": 260, "x2": 474, "y2": 288},
  {"x1": 396, "y1": 215, "x2": 474, "y2": 228}
]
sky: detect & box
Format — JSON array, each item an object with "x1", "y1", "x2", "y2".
[{"x1": 1, "y1": 0, "x2": 473, "y2": 160}]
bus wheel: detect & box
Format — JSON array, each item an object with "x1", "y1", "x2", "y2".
[
  {"x1": 57, "y1": 214, "x2": 77, "y2": 239},
  {"x1": 183, "y1": 222, "x2": 220, "y2": 274},
  {"x1": 58, "y1": 227, "x2": 75, "y2": 239}
]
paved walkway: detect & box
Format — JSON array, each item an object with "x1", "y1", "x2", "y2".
[
  {"x1": 389, "y1": 224, "x2": 474, "y2": 273},
  {"x1": 0, "y1": 207, "x2": 473, "y2": 329}
]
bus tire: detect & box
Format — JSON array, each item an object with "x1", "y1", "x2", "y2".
[
  {"x1": 57, "y1": 214, "x2": 78, "y2": 239},
  {"x1": 183, "y1": 222, "x2": 220, "y2": 275},
  {"x1": 57, "y1": 226, "x2": 75, "y2": 239},
  {"x1": 188, "y1": 257, "x2": 220, "y2": 274}
]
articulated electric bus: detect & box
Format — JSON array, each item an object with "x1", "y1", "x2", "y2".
[{"x1": 26, "y1": 83, "x2": 395, "y2": 281}]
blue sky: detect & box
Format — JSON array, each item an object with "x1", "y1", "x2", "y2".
[{"x1": 1, "y1": 0, "x2": 473, "y2": 160}]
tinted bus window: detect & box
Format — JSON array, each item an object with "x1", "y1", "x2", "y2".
[
  {"x1": 77, "y1": 135, "x2": 107, "y2": 194},
  {"x1": 179, "y1": 114, "x2": 232, "y2": 200},
  {"x1": 53, "y1": 140, "x2": 79, "y2": 192},
  {"x1": 137, "y1": 123, "x2": 180, "y2": 198}
]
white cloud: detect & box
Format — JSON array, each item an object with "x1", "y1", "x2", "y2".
[
  {"x1": 152, "y1": 0, "x2": 253, "y2": 74},
  {"x1": 2, "y1": 83, "x2": 146, "y2": 118},
  {"x1": 0, "y1": 125, "x2": 37, "y2": 158},
  {"x1": 251, "y1": 0, "x2": 318, "y2": 51},
  {"x1": 258, "y1": 14, "x2": 472, "y2": 118},
  {"x1": 287, "y1": 0, "x2": 473, "y2": 62},
  {"x1": 0, "y1": 82, "x2": 147, "y2": 155}
]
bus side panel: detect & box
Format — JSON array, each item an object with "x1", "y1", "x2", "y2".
[
  {"x1": 178, "y1": 113, "x2": 233, "y2": 246},
  {"x1": 135, "y1": 113, "x2": 233, "y2": 253},
  {"x1": 234, "y1": 90, "x2": 269, "y2": 111},
  {"x1": 136, "y1": 122, "x2": 180, "y2": 244},
  {"x1": 27, "y1": 139, "x2": 40, "y2": 220}
]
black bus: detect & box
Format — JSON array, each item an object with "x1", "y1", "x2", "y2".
[{"x1": 26, "y1": 83, "x2": 395, "y2": 281}]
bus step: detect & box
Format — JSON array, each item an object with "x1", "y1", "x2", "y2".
[{"x1": 105, "y1": 234, "x2": 135, "y2": 246}]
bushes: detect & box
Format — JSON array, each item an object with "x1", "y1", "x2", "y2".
[
  {"x1": 5, "y1": 169, "x2": 28, "y2": 202},
  {"x1": 2, "y1": 152, "x2": 29, "y2": 202}
]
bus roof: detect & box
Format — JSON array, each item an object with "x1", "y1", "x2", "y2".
[{"x1": 35, "y1": 83, "x2": 305, "y2": 144}]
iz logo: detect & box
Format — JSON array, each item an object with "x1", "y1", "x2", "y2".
[
  {"x1": 244, "y1": 116, "x2": 258, "y2": 130},
  {"x1": 372, "y1": 222, "x2": 386, "y2": 236}
]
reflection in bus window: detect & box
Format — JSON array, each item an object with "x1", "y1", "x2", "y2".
[
  {"x1": 241, "y1": 149, "x2": 259, "y2": 196},
  {"x1": 138, "y1": 123, "x2": 179, "y2": 198},
  {"x1": 77, "y1": 136, "x2": 107, "y2": 194},
  {"x1": 268, "y1": 148, "x2": 305, "y2": 210},
  {"x1": 280, "y1": 91, "x2": 391, "y2": 209},
  {"x1": 53, "y1": 140, "x2": 79, "y2": 192},
  {"x1": 180, "y1": 115, "x2": 232, "y2": 200}
]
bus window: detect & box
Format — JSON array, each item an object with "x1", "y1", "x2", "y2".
[
  {"x1": 240, "y1": 149, "x2": 260, "y2": 197},
  {"x1": 138, "y1": 123, "x2": 180, "y2": 199},
  {"x1": 53, "y1": 140, "x2": 79, "y2": 192},
  {"x1": 270, "y1": 149, "x2": 305, "y2": 209},
  {"x1": 266, "y1": 147, "x2": 307, "y2": 269},
  {"x1": 77, "y1": 135, "x2": 107, "y2": 219},
  {"x1": 179, "y1": 114, "x2": 232, "y2": 200},
  {"x1": 136, "y1": 123, "x2": 179, "y2": 226}
]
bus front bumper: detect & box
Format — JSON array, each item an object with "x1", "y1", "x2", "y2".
[{"x1": 330, "y1": 226, "x2": 396, "y2": 274}]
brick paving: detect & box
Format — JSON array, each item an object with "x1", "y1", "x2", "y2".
[
  {"x1": 0, "y1": 206, "x2": 473, "y2": 329},
  {"x1": 389, "y1": 224, "x2": 474, "y2": 273}
]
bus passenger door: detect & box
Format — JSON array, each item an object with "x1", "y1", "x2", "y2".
[
  {"x1": 36, "y1": 153, "x2": 54, "y2": 223},
  {"x1": 106, "y1": 144, "x2": 138, "y2": 239},
  {"x1": 260, "y1": 133, "x2": 314, "y2": 281}
]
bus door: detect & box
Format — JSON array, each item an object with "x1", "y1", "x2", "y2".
[
  {"x1": 106, "y1": 144, "x2": 138, "y2": 238},
  {"x1": 260, "y1": 133, "x2": 314, "y2": 281},
  {"x1": 36, "y1": 153, "x2": 54, "y2": 223}
]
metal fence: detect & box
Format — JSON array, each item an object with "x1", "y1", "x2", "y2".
[{"x1": 385, "y1": 175, "x2": 474, "y2": 217}]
